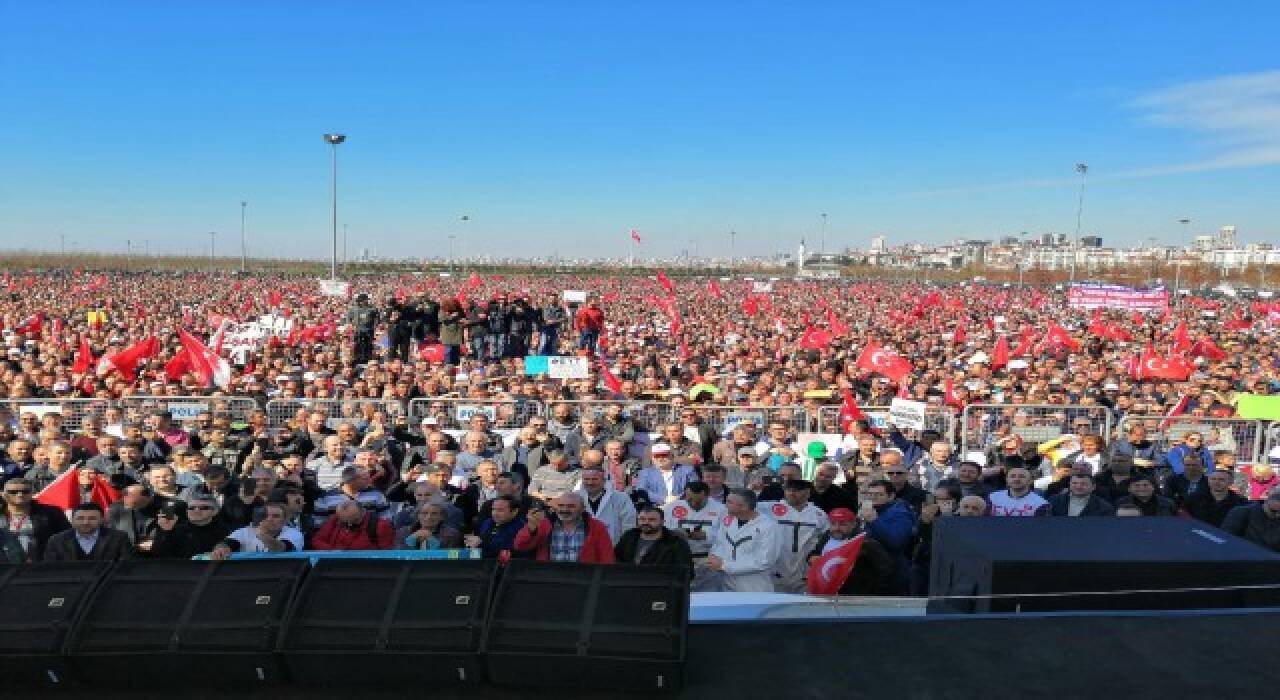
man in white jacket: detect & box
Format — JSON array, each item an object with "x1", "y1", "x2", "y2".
[
  {"x1": 577, "y1": 467, "x2": 636, "y2": 545},
  {"x1": 707, "y1": 489, "x2": 779, "y2": 592}
]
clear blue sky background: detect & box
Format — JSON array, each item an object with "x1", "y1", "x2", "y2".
[{"x1": 2, "y1": 1, "x2": 1278, "y2": 259}]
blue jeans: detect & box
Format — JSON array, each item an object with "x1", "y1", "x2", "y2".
[
  {"x1": 578, "y1": 328, "x2": 599, "y2": 353},
  {"x1": 537, "y1": 327, "x2": 559, "y2": 355}
]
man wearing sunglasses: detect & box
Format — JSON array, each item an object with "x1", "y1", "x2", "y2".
[{"x1": 0, "y1": 477, "x2": 70, "y2": 561}]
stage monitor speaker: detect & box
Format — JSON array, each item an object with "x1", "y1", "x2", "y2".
[
  {"x1": 65, "y1": 558, "x2": 305, "y2": 684},
  {"x1": 483, "y1": 560, "x2": 688, "y2": 692},
  {"x1": 928, "y1": 517, "x2": 1280, "y2": 614},
  {"x1": 278, "y1": 558, "x2": 495, "y2": 685},
  {"x1": 0, "y1": 562, "x2": 112, "y2": 687}
]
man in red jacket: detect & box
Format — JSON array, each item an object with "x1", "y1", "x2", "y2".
[
  {"x1": 311, "y1": 501, "x2": 394, "y2": 551},
  {"x1": 514, "y1": 492, "x2": 615, "y2": 563},
  {"x1": 574, "y1": 299, "x2": 605, "y2": 354}
]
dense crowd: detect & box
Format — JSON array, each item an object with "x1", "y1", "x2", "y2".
[{"x1": 1, "y1": 270, "x2": 1279, "y2": 596}]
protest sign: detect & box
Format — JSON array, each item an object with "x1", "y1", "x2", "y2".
[
  {"x1": 888, "y1": 398, "x2": 927, "y2": 431},
  {"x1": 319, "y1": 279, "x2": 350, "y2": 297},
  {"x1": 548, "y1": 356, "x2": 589, "y2": 379},
  {"x1": 563, "y1": 290, "x2": 587, "y2": 303}
]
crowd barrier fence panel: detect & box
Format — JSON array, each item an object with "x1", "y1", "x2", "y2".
[
  {"x1": 960, "y1": 403, "x2": 1115, "y2": 457},
  {"x1": 0, "y1": 398, "x2": 117, "y2": 433},
  {"x1": 265, "y1": 398, "x2": 408, "y2": 430},
  {"x1": 1117, "y1": 415, "x2": 1266, "y2": 464},
  {"x1": 407, "y1": 397, "x2": 545, "y2": 432},
  {"x1": 119, "y1": 395, "x2": 260, "y2": 428}
]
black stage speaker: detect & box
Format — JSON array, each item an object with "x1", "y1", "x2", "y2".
[
  {"x1": 278, "y1": 558, "x2": 495, "y2": 685},
  {"x1": 0, "y1": 562, "x2": 111, "y2": 686},
  {"x1": 65, "y1": 558, "x2": 305, "y2": 684},
  {"x1": 928, "y1": 517, "x2": 1280, "y2": 614},
  {"x1": 482, "y1": 561, "x2": 688, "y2": 692}
]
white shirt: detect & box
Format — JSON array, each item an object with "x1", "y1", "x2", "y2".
[
  {"x1": 225, "y1": 525, "x2": 305, "y2": 553},
  {"x1": 663, "y1": 498, "x2": 725, "y2": 556},
  {"x1": 710, "y1": 514, "x2": 778, "y2": 576},
  {"x1": 75, "y1": 530, "x2": 100, "y2": 556},
  {"x1": 988, "y1": 490, "x2": 1049, "y2": 517},
  {"x1": 760, "y1": 500, "x2": 829, "y2": 581}
]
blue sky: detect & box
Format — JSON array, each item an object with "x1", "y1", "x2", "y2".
[{"x1": 2, "y1": 1, "x2": 1278, "y2": 259}]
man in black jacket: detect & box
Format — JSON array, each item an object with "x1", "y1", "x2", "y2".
[
  {"x1": 1047, "y1": 474, "x2": 1116, "y2": 517},
  {"x1": 0, "y1": 477, "x2": 70, "y2": 561},
  {"x1": 1185, "y1": 470, "x2": 1248, "y2": 529},
  {"x1": 614, "y1": 506, "x2": 694, "y2": 574},
  {"x1": 43, "y1": 503, "x2": 133, "y2": 562},
  {"x1": 151, "y1": 496, "x2": 233, "y2": 558},
  {"x1": 1221, "y1": 490, "x2": 1280, "y2": 552}
]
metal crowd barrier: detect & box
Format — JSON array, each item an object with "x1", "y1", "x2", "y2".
[
  {"x1": 265, "y1": 398, "x2": 407, "y2": 430},
  {"x1": 817, "y1": 404, "x2": 957, "y2": 441},
  {"x1": 1265, "y1": 423, "x2": 1280, "y2": 463},
  {"x1": 1118, "y1": 415, "x2": 1267, "y2": 464},
  {"x1": 0, "y1": 398, "x2": 116, "y2": 433},
  {"x1": 557, "y1": 399, "x2": 674, "y2": 433},
  {"x1": 120, "y1": 395, "x2": 260, "y2": 428},
  {"x1": 407, "y1": 397, "x2": 544, "y2": 431},
  {"x1": 960, "y1": 403, "x2": 1115, "y2": 457}
]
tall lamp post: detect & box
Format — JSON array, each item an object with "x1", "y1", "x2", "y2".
[
  {"x1": 239, "y1": 201, "x2": 248, "y2": 273},
  {"x1": 1070, "y1": 163, "x2": 1088, "y2": 282},
  {"x1": 820, "y1": 213, "x2": 828, "y2": 255},
  {"x1": 729, "y1": 230, "x2": 736, "y2": 270},
  {"x1": 323, "y1": 133, "x2": 346, "y2": 279},
  {"x1": 448, "y1": 235, "x2": 456, "y2": 273},
  {"x1": 459, "y1": 215, "x2": 470, "y2": 271},
  {"x1": 208, "y1": 231, "x2": 217, "y2": 268}
]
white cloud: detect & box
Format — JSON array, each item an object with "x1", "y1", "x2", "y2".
[
  {"x1": 906, "y1": 70, "x2": 1280, "y2": 197},
  {"x1": 1119, "y1": 69, "x2": 1280, "y2": 176}
]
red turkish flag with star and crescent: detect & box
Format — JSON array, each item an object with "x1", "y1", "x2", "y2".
[
  {"x1": 854, "y1": 342, "x2": 913, "y2": 383},
  {"x1": 807, "y1": 533, "x2": 867, "y2": 595}
]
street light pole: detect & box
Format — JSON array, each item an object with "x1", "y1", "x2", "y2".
[
  {"x1": 820, "y1": 213, "x2": 827, "y2": 255},
  {"x1": 729, "y1": 230, "x2": 736, "y2": 269},
  {"x1": 208, "y1": 231, "x2": 216, "y2": 268},
  {"x1": 448, "y1": 235, "x2": 456, "y2": 273},
  {"x1": 323, "y1": 133, "x2": 346, "y2": 280},
  {"x1": 459, "y1": 215, "x2": 470, "y2": 271},
  {"x1": 240, "y1": 201, "x2": 247, "y2": 273},
  {"x1": 343, "y1": 223, "x2": 349, "y2": 274},
  {"x1": 1071, "y1": 163, "x2": 1088, "y2": 282}
]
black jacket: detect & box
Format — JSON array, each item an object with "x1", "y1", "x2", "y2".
[
  {"x1": 1, "y1": 502, "x2": 70, "y2": 561},
  {"x1": 1185, "y1": 490, "x2": 1248, "y2": 529},
  {"x1": 43, "y1": 527, "x2": 134, "y2": 562},
  {"x1": 1221, "y1": 504, "x2": 1280, "y2": 552},
  {"x1": 1047, "y1": 493, "x2": 1116, "y2": 517},
  {"x1": 614, "y1": 526, "x2": 694, "y2": 573},
  {"x1": 812, "y1": 483, "x2": 859, "y2": 514},
  {"x1": 1114, "y1": 494, "x2": 1179, "y2": 517},
  {"x1": 151, "y1": 519, "x2": 234, "y2": 558}
]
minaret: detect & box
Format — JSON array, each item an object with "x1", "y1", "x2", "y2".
[{"x1": 797, "y1": 238, "x2": 806, "y2": 271}]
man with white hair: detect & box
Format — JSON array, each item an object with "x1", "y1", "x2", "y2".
[{"x1": 576, "y1": 467, "x2": 636, "y2": 545}]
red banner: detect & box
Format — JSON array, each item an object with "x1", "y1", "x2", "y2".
[{"x1": 1067, "y1": 283, "x2": 1168, "y2": 311}]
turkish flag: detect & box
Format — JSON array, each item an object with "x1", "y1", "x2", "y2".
[
  {"x1": 1138, "y1": 345, "x2": 1192, "y2": 381},
  {"x1": 599, "y1": 357, "x2": 623, "y2": 395},
  {"x1": 1171, "y1": 321, "x2": 1192, "y2": 354},
  {"x1": 467, "y1": 272, "x2": 482, "y2": 290},
  {"x1": 855, "y1": 342, "x2": 912, "y2": 382},
  {"x1": 943, "y1": 377, "x2": 963, "y2": 408},
  {"x1": 1012, "y1": 325, "x2": 1036, "y2": 356},
  {"x1": 826, "y1": 308, "x2": 850, "y2": 337},
  {"x1": 419, "y1": 343, "x2": 446, "y2": 364},
  {"x1": 36, "y1": 468, "x2": 120, "y2": 513},
  {"x1": 97, "y1": 336, "x2": 160, "y2": 381},
  {"x1": 178, "y1": 328, "x2": 232, "y2": 389},
  {"x1": 1159, "y1": 394, "x2": 1192, "y2": 430},
  {"x1": 838, "y1": 388, "x2": 866, "y2": 434},
  {"x1": 1190, "y1": 338, "x2": 1226, "y2": 361},
  {"x1": 742, "y1": 295, "x2": 759, "y2": 316},
  {"x1": 630, "y1": 229, "x2": 642, "y2": 244},
  {"x1": 806, "y1": 533, "x2": 866, "y2": 595},
  {"x1": 14, "y1": 312, "x2": 43, "y2": 335},
  {"x1": 72, "y1": 336, "x2": 94, "y2": 374},
  {"x1": 656, "y1": 270, "x2": 674, "y2": 295},
  {"x1": 991, "y1": 335, "x2": 1009, "y2": 370},
  {"x1": 1041, "y1": 323, "x2": 1080, "y2": 353},
  {"x1": 952, "y1": 322, "x2": 966, "y2": 344},
  {"x1": 708, "y1": 279, "x2": 723, "y2": 299},
  {"x1": 799, "y1": 326, "x2": 832, "y2": 350},
  {"x1": 164, "y1": 348, "x2": 192, "y2": 381}
]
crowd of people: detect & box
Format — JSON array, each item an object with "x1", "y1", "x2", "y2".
[{"x1": 1, "y1": 269, "x2": 1279, "y2": 596}]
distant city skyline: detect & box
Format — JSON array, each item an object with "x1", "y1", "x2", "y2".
[{"x1": 3, "y1": 3, "x2": 1279, "y2": 258}]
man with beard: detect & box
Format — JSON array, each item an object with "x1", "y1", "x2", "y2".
[
  {"x1": 762, "y1": 479, "x2": 830, "y2": 593},
  {"x1": 613, "y1": 504, "x2": 695, "y2": 571},
  {"x1": 663, "y1": 481, "x2": 725, "y2": 591},
  {"x1": 706, "y1": 489, "x2": 778, "y2": 592}
]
